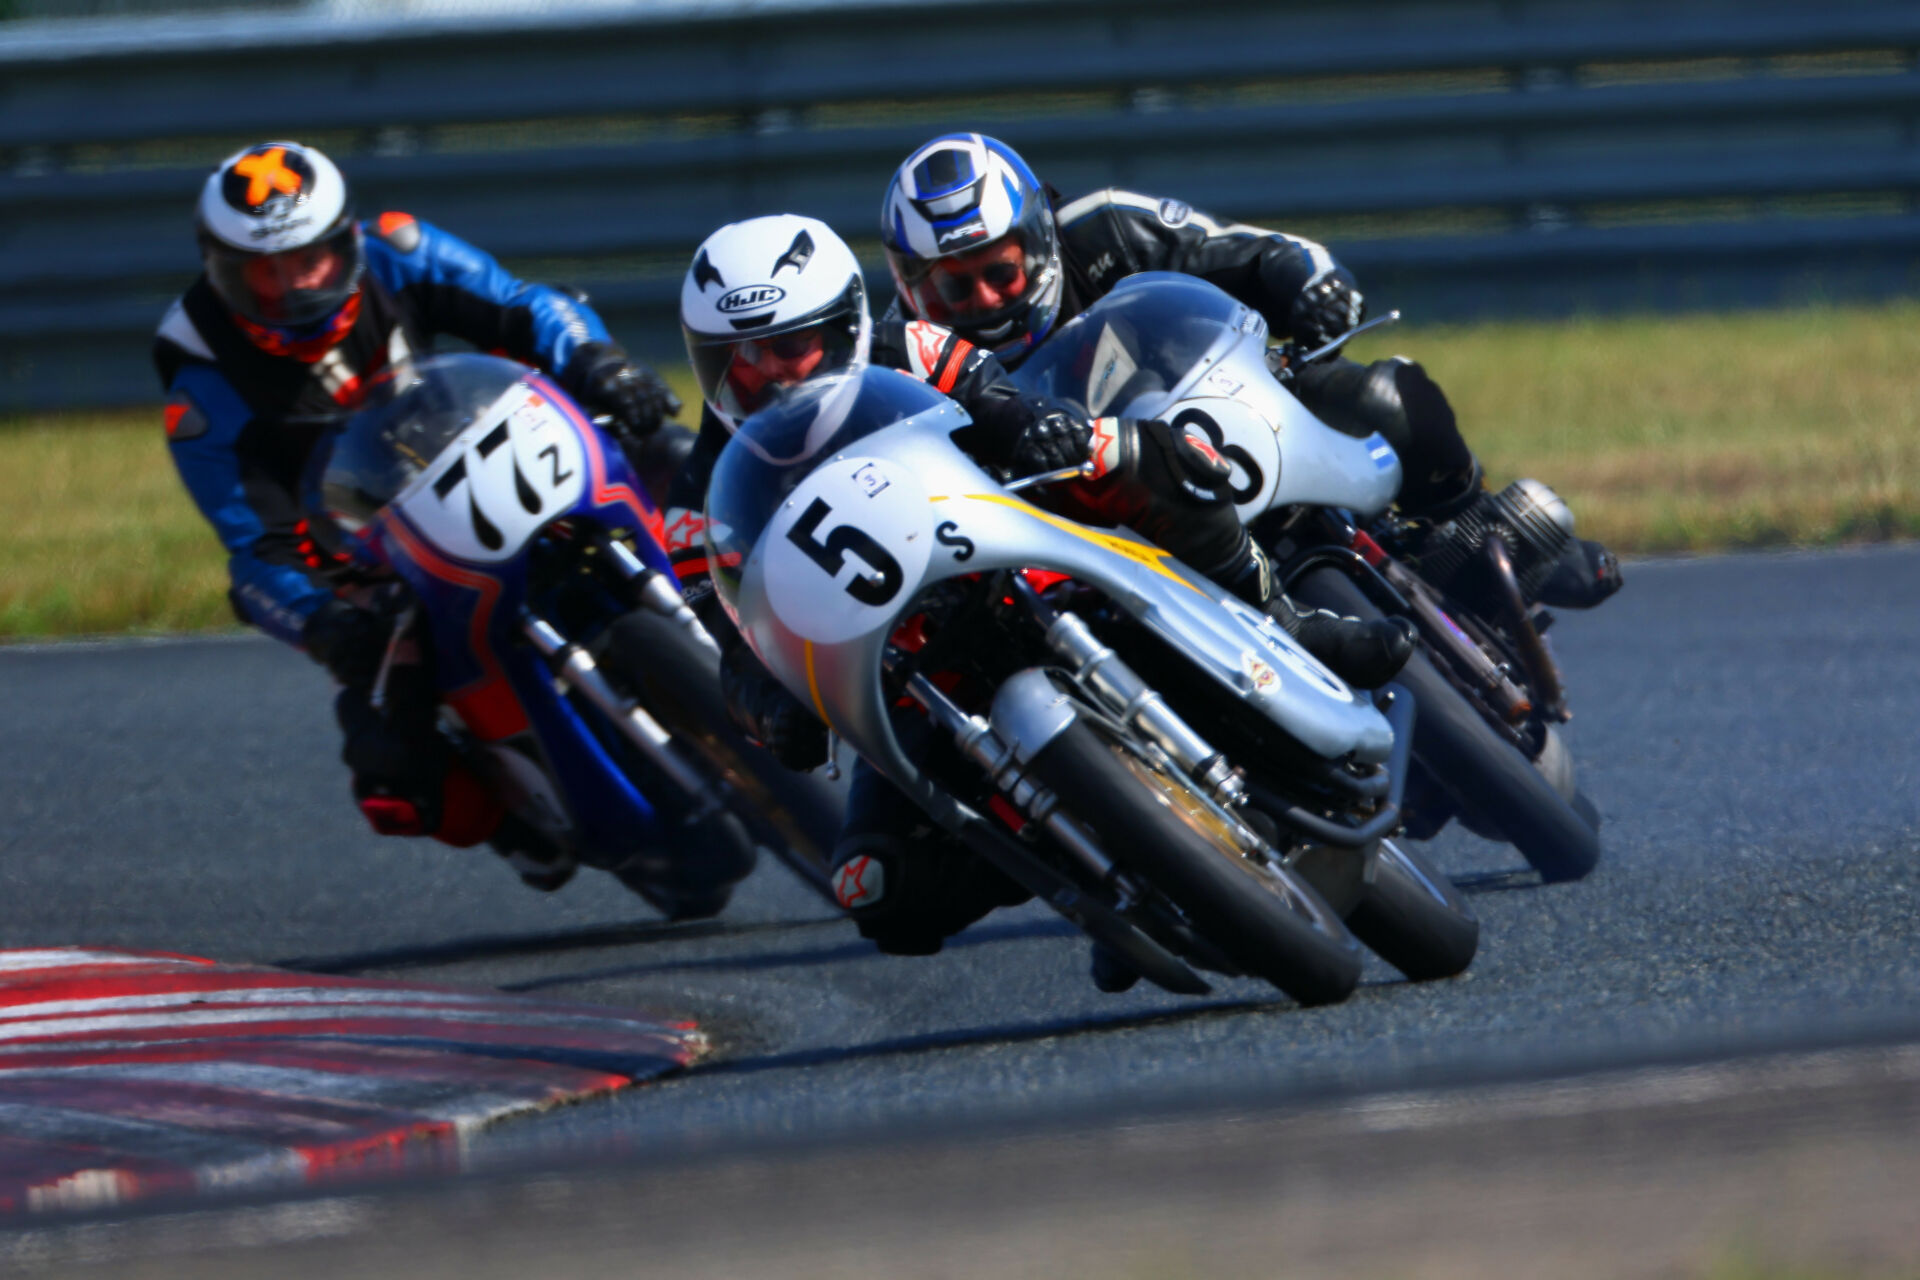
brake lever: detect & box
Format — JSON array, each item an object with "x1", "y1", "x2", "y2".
[{"x1": 1004, "y1": 460, "x2": 1096, "y2": 493}]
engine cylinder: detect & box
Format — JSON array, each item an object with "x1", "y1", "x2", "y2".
[{"x1": 1414, "y1": 478, "x2": 1574, "y2": 603}]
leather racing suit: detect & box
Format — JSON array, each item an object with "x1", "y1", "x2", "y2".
[{"x1": 153, "y1": 212, "x2": 627, "y2": 873}]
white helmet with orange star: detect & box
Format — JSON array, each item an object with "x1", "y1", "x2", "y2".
[{"x1": 196, "y1": 141, "x2": 364, "y2": 331}]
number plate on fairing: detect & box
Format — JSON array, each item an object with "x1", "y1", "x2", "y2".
[
  {"x1": 762, "y1": 456, "x2": 932, "y2": 643},
  {"x1": 394, "y1": 383, "x2": 587, "y2": 564},
  {"x1": 1163, "y1": 395, "x2": 1281, "y2": 514}
]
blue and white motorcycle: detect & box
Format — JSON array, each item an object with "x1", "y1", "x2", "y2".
[{"x1": 310, "y1": 352, "x2": 839, "y2": 915}]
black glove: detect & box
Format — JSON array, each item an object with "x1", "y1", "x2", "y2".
[
  {"x1": 560, "y1": 341, "x2": 682, "y2": 440},
  {"x1": 1289, "y1": 268, "x2": 1364, "y2": 353},
  {"x1": 1008, "y1": 407, "x2": 1093, "y2": 476},
  {"x1": 720, "y1": 642, "x2": 829, "y2": 771},
  {"x1": 303, "y1": 598, "x2": 391, "y2": 689}
]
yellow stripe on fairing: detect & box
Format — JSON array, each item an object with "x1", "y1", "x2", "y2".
[
  {"x1": 802, "y1": 640, "x2": 836, "y2": 732},
  {"x1": 947, "y1": 492, "x2": 1207, "y2": 595}
]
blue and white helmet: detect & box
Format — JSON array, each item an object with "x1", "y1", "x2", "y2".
[{"x1": 880, "y1": 133, "x2": 1062, "y2": 363}]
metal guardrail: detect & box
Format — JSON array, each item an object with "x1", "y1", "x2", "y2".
[{"x1": 5, "y1": 0, "x2": 1920, "y2": 410}]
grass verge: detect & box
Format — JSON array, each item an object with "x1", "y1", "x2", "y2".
[{"x1": 4, "y1": 305, "x2": 1917, "y2": 639}]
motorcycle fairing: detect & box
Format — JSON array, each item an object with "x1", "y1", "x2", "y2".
[
  {"x1": 732, "y1": 415, "x2": 1393, "y2": 829},
  {"x1": 1012, "y1": 272, "x2": 1402, "y2": 522},
  {"x1": 362, "y1": 368, "x2": 676, "y2": 864}
]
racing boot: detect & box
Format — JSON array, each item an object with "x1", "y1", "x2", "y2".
[
  {"x1": 1214, "y1": 540, "x2": 1415, "y2": 691},
  {"x1": 831, "y1": 760, "x2": 1030, "y2": 956}
]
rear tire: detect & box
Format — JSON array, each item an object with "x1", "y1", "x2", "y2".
[
  {"x1": 1346, "y1": 840, "x2": 1479, "y2": 981},
  {"x1": 1028, "y1": 716, "x2": 1362, "y2": 1006},
  {"x1": 1294, "y1": 567, "x2": 1600, "y2": 883}
]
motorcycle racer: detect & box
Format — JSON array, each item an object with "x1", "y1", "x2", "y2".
[
  {"x1": 880, "y1": 132, "x2": 1622, "y2": 610},
  {"x1": 674, "y1": 215, "x2": 1413, "y2": 960},
  {"x1": 154, "y1": 140, "x2": 681, "y2": 887}
]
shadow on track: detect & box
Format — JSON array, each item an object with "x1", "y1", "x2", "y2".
[
  {"x1": 686, "y1": 976, "x2": 1411, "y2": 1078},
  {"x1": 1451, "y1": 868, "x2": 1547, "y2": 894},
  {"x1": 496, "y1": 916, "x2": 1085, "y2": 993},
  {"x1": 276, "y1": 914, "x2": 847, "y2": 975}
]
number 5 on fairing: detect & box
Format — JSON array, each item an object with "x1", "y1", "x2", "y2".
[{"x1": 785, "y1": 498, "x2": 903, "y2": 605}]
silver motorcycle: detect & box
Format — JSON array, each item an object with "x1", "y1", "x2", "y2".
[
  {"x1": 1016, "y1": 272, "x2": 1601, "y2": 883},
  {"x1": 704, "y1": 367, "x2": 1477, "y2": 1003}
]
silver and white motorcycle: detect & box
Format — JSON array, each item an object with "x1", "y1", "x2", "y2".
[
  {"x1": 1015, "y1": 272, "x2": 1601, "y2": 883},
  {"x1": 704, "y1": 366, "x2": 1477, "y2": 1003}
]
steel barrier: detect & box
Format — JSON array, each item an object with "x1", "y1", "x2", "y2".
[{"x1": 4, "y1": 0, "x2": 1920, "y2": 409}]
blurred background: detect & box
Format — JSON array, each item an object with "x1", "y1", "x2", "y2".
[{"x1": 5, "y1": 0, "x2": 1920, "y2": 633}]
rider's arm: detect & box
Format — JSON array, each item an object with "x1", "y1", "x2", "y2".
[
  {"x1": 362, "y1": 213, "x2": 610, "y2": 376},
  {"x1": 161, "y1": 362, "x2": 336, "y2": 646},
  {"x1": 1055, "y1": 188, "x2": 1349, "y2": 339},
  {"x1": 871, "y1": 315, "x2": 1076, "y2": 469}
]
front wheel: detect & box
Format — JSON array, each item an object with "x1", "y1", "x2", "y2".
[
  {"x1": 1346, "y1": 840, "x2": 1479, "y2": 981},
  {"x1": 1293, "y1": 567, "x2": 1600, "y2": 883},
  {"x1": 1027, "y1": 716, "x2": 1362, "y2": 1006}
]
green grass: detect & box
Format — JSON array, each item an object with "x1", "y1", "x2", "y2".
[
  {"x1": 4, "y1": 305, "x2": 1918, "y2": 639},
  {"x1": 1345, "y1": 300, "x2": 1920, "y2": 553}
]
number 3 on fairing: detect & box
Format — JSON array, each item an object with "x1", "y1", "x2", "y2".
[{"x1": 786, "y1": 498, "x2": 903, "y2": 605}]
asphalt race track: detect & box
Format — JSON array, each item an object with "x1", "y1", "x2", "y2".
[{"x1": 3, "y1": 545, "x2": 1919, "y2": 1268}]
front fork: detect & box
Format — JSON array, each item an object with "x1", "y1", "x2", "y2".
[{"x1": 518, "y1": 535, "x2": 728, "y2": 819}]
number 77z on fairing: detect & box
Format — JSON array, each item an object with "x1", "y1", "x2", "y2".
[{"x1": 705, "y1": 367, "x2": 1477, "y2": 1004}]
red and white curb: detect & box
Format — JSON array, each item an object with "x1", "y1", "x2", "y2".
[{"x1": 0, "y1": 948, "x2": 704, "y2": 1213}]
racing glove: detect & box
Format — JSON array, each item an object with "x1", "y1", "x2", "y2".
[
  {"x1": 720, "y1": 641, "x2": 829, "y2": 772},
  {"x1": 302, "y1": 599, "x2": 391, "y2": 689},
  {"x1": 1008, "y1": 407, "x2": 1093, "y2": 476},
  {"x1": 560, "y1": 341, "x2": 682, "y2": 440},
  {"x1": 1289, "y1": 267, "x2": 1365, "y2": 354}
]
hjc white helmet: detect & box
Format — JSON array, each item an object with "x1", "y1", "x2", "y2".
[
  {"x1": 880, "y1": 133, "x2": 1062, "y2": 363},
  {"x1": 680, "y1": 214, "x2": 872, "y2": 431},
  {"x1": 196, "y1": 141, "x2": 364, "y2": 331}
]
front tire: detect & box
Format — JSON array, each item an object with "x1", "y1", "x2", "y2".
[
  {"x1": 600, "y1": 606, "x2": 840, "y2": 899},
  {"x1": 1346, "y1": 840, "x2": 1479, "y2": 981},
  {"x1": 1294, "y1": 567, "x2": 1600, "y2": 883},
  {"x1": 1028, "y1": 717, "x2": 1362, "y2": 1006}
]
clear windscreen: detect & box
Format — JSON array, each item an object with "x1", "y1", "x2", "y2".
[
  {"x1": 1011, "y1": 271, "x2": 1252, "y2": 418},
  {"x1": 705, "y1": 367, "x2": 961, "y2": 609},
  {"x1": 317, "y1": 353, "x2": 534, "y2": 534}
]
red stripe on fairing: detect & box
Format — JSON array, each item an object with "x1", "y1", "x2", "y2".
[
  {"x1": 538, "y1": 376, "x2": 669, "y2": 551},
  {"x1": 382, "y1": 514, "x2": 530, "y2": 741}
]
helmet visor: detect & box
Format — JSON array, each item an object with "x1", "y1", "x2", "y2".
[
  {"x1": 207, "y1": 216, "x2": 363, "y2": 328},
  {"x1": 685, "y1": 278, "x2": 866, "y2": 426},
  {"x1": 888, "y1": 201, "x2": 1059, "y2": 338}
]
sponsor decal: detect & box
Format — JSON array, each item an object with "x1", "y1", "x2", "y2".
[
  {"x1": 717, "y1": 284, "x2": 786, "y2": 314},
  {"x1": 936, "y1": 220, "x2": 990, "y2": 248},
  {"x1": 833, "y1": 855, "x2": 884, "y2": 909},
  {"x1": 1242, "y1": 650, "x2": 1281, "y2": 695},
  {"x1": 1157, "y1": 198, "x2": 1192, "y2": 227},
  {"x1": 852, "y1": 462, "x2": 891, "y2": 498},
  {"x1": 1207, "y1": 369, "x2": 1244, "y2": 397},
  {"x1": 905, "y1": 320, "x2": 947, "y2": 380},
  {"x1": 1367, "y1": 434, "x2": 1397, "y2": 471}
]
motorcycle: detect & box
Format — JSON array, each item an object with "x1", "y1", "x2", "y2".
[
  {"x1": 704, "y1": 366, "x2": 1477, "y2": 1003},
  {"x1": 1014, "y1": 272, "x2": 1600, "y2": 883},
  {"x1": 308, "y1": 351, "x2": 841, "y2": 915}
]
